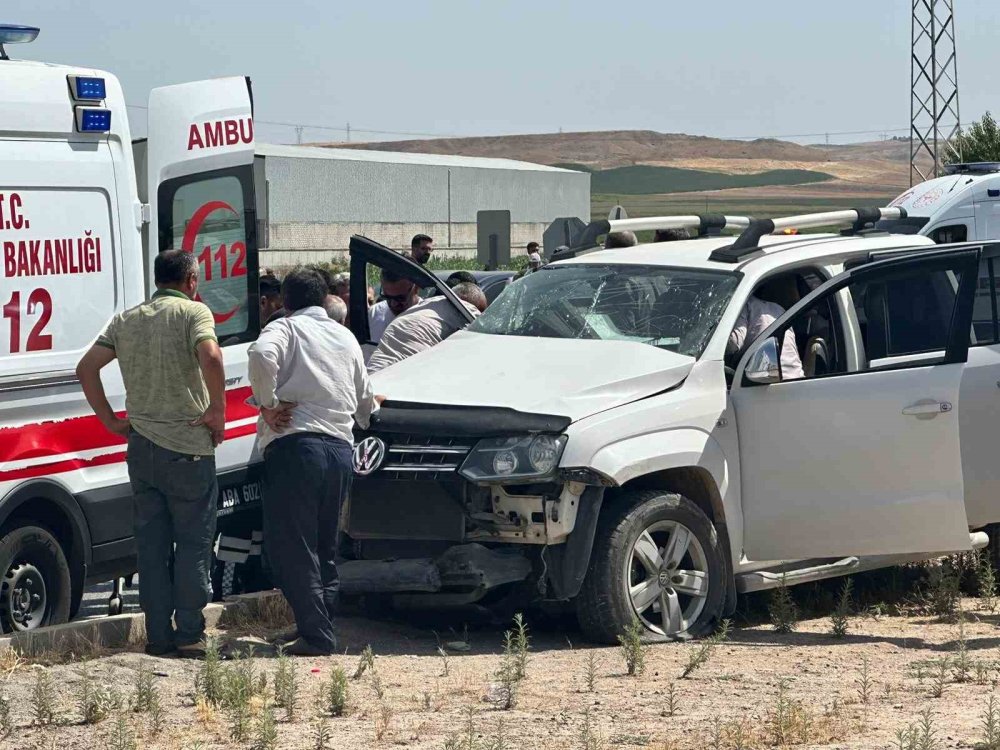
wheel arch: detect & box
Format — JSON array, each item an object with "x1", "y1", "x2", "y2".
[{"x1": 0, "y1": 480, "x2": 92, "y2": 595}]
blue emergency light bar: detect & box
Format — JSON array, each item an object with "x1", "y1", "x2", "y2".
[
  {"x1": 0, "y1": 24, "x2": 40, "y2": 60},
  {"x1": 0, "y1": 24, "x2": 39, "y2": 44},
  {"x1": 68, "y1": 75, "x2": 106, "y2": 101},
  {"x1": 75, "y1": 107, "x2": 111, "y2": 133}
]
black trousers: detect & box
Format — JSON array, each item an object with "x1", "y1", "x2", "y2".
[{"x1": 262, "y1": 432, "x2": 351, "y2": 653}]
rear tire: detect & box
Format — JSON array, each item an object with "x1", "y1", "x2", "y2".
[
  {"x1": 576, "y1": 490, "x2": 725, "y2": 644},
  {"x1": 0, "y1": 524, "x2": 72, "y2": 633}
]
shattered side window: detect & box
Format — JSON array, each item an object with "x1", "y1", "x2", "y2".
[{"x1": 469, "y1": 264, "x2": 740, "y2": 358}]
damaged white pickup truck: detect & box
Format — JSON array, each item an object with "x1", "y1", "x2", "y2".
[{"x1": 340, "y1": 208, "x2": 1000, "y2": 643}]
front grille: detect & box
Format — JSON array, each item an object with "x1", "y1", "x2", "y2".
[{"x1": 362, "y1": 434, "x2": 475, "y2": 481}]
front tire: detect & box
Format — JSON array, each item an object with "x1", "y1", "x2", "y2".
[
  {"x1": 576, "y1": 490, "x2": 725, "y2": 644},
  {"x1": 0, "y1": 524, "x2": 72, "y2": 633}
]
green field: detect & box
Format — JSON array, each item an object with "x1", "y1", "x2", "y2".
[{"x1": 555, "y1": 164, "x2": 836, "y2": 194}]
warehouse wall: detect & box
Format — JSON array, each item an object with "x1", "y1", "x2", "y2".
[{"x1": 256, "y1": 148, "x2": 590, "y2": 266}]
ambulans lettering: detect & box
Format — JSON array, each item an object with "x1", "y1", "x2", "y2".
[{"x1": 186, "y1": 118, "x2": 254, "y2": 151}]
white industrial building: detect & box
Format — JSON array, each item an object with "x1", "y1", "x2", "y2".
[{"x1": 254, "y1": 144, "x2": 590, "y2": 267}]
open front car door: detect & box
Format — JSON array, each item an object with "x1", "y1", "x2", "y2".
[
  {"x1": 731, "y1": 245, "x2": 981, "y2": 561},
  {"x1": 348, "y1": 235, "x2": 474, "y2": 349}
]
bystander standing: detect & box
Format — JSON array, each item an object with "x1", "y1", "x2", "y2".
[
  {"x1": 410, "y1": 234, "x2": 434, "y2": 265},
  {"x1": 248, "y1": 268, "x2": 381, "y2": 656},
  {"x1": 76, "y1": 250, "x2": 226, "y2": 658}
]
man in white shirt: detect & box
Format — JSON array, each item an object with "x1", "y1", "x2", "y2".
[
  {"x1": 368, "y1": 283, "x2": 487, "y2": 373},
  {"x1": 248, "y1": 268, "x2": 381, "y2": 656},
  {"x1": 368, "y1": 269, "x2": 420, "y2": 344},
  {"x1": 728, "y1": 295, "x2": 804, "y2": 380}
]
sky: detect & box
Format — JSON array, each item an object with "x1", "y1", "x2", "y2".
[{"x1": 4, "y1": 0, "x2": 994, "y2": 146}]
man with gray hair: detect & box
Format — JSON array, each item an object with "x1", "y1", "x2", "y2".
[
  {"x1": 367, "y1": 283, "x2": 486, "y2": 373},
  {"x1": 323, "y1": 294, "x2": 347, "y2": 325}
]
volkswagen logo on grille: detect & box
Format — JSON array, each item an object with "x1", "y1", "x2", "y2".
[{"x1": 353, "y1": 436, "x2": 387, "y2": 476}]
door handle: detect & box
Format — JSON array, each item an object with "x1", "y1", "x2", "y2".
[{"x1": 902, "y1": 401, "x2": 953, "y2": 417}]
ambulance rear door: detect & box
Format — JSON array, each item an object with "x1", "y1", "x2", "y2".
[{"x1": 145, "y1": 77, "x2": 261, "y2": 488}]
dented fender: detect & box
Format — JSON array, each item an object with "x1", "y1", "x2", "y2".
[{"x1": 588, "y1": 428, "x2": 730, "y2": 498}]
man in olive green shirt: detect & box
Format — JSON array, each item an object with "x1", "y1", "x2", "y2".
[{"x1": 77, "y1": 250, "x2": 226, "y2": 657}]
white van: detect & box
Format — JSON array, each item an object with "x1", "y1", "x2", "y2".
[
  {"x1": 882, "y1": 163, "x2": 1000, "y2": 243},
  {"x1": 0, "y1": 26, "x2": 263, "y2": 631}
]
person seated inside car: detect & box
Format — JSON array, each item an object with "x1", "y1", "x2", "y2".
[
  {"x1": 727, "y1": 275, "x2": 804, "y2": 380},
  {"x1": 367, "y1": 283, "x2": 487, "y2": 374}
]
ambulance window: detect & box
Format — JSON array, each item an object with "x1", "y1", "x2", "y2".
[{"x1": 157, "y1": 166, "x2": 258, "y2": 344}]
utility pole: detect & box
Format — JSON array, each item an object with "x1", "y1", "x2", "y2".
[
  {"x1": 295, "y1": 126, "x2": 304, "y2": 145},
  {"x1": 346, "y1": 122, "x2": 351, "y2": 143},
  {"x1": 910, "y1": 0, "x2": 961, "y2": 184}
]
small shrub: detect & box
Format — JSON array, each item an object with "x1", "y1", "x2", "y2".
[
  {"x1": 583, "y1": 651, "x2": 598, "y2": 692},
  {"x1": 30, "y1": 667, "x2": 57, "y2": 726},
  {"x1": 681, "y1": 619, "x2": 730, "y2": 679},
  {"x1": 373, "y1": 696, "x2": 393, "y2": 742},
  {"x1": 953, "y1": 621, "x2": 971, "y2": 683},
  {"x1": 511, "y1": 613, "x2": 530, "y2": 681},
  {"x1": 371, "y1": 668, "x2": 386, "y2": 701},
  {"x1": 579, "y1": 707, "x2": 605, "y2": 750},
  {"x1": 252, "y1": 704, "x2": 279, "y2": 750},
  {"x1": 856, "y1": 655, "x2": 873, "y2": 706},
  {"x1": 131, "y1": 660, "x2": 157, "y2": 713},
  {"x1": 895, "y1": 708, "x2": 939, "y2": 750},
  {"x1": 979, "y1": 552, "x2": 998, "y2": 612},
  {"x1": 78, "y1": 667, "x2": 114, "y2": 724},
  {"x1": 196, "y1": 637, "x2": 224, "y2": 706},
  {"x1": 923, "y1": 560, "x2": 961, "y2": 623},
  {"x1": 830, "y1": 578, "x2": 853, "y2": 638},
  {"x1": 148, "y1": 690, "x2": 165, "y2": 736},
  {"x1": 107, "y1": 712, "x2": 138, "y2": 750},
  {"x1": 445, "y1": 706, "x2": 478, "y2": 750},
  {"x1": 768, "y1": 575, "x2": 799, "y2": 634},
  {"x1": 228, "y1": 702, "x2": 252, "y2": 743},
  {"x1": 487, "y1": 716, "x2": 511, "y2": 750},
  {"x1": 324, "y1": 666, "x2": 348, "y2": 717},
  {"x1": 665, "y1": 682, "x2": 678, "y2": 717},
  {"x1": 618, "y1": 618, "x2": 647, "y2": 677},
  {"x1": 353, "y1": 645, "x2": 375, "y2": 680},
  {"x1": 931, "y1": 657, "x2": 950, "y2": 698},
  {"x1": 767, "y1": 678, "x2": 813, "y2": 745},
  {"x1": 982, "y1": 693, "x2": 1000, "y2": 750},
  {"x1": 313, "y1": 717, "x2": 332, "y2": 750},
  {"x1": 491, "y1": 631, "x2": 521, "y2": 710},
  {"x1": 437, "y1": 645, "x2": 450, "y2": 677},
  {"x1": 273, "y1": 647, "x2": 298, "y2": 721}
]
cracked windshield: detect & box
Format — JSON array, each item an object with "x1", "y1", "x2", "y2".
[{"x1": 469, "y1": 264, "x2": 740, "y2": 357}]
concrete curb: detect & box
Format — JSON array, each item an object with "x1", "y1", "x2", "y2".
[{"x1": 0, "y1": 589, "x2": 287, "y2": 656}]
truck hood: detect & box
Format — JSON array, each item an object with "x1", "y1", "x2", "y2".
[{"x1": 370, "y1": 331, "x2": 695, "y2": 422}]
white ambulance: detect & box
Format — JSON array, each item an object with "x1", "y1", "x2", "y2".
[{"x1": 0, "y1": 25, "x2": 264, "y2": 631}]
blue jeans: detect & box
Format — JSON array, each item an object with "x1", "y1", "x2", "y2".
[
  {"x1": 263, "y1": 432, "x2": 352, "y2": 654},
  {"x1": 126, "y1": 432, "x2": 218, "y2": 648}
]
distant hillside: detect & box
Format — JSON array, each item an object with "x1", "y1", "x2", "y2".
[
  {"x1": 315, "y1": 129, "x2": 915, "y2": 191},
  {"x1": 557, "y1": 164, "x2": 835, "y2": 194}
]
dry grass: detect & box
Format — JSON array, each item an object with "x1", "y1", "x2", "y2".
[{"x1": 216, "y1": 593, "x2": 295, "y2": 638}]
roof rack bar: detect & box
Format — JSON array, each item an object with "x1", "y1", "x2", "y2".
[
  {"x1": 708, "y1": 207, "x2": 909, "y2": 264},
  {"x1": 551, "y1": 214, "x2": 751, "y2": 261}
]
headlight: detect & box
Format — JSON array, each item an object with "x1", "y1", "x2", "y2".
[{"x1": 460, "y1": 434, "x2": 568, "y2": 483}]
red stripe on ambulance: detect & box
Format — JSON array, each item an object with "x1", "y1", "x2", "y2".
[{"x1": 0, "y1": 386, "x2": 258, "y2": 481}]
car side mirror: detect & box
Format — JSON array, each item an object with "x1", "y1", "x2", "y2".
[{"x1": 745, "y1": 337, "x2": 782, "y2": 385}]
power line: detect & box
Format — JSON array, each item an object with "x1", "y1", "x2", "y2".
[
  {"x1": 125, "y1": 103, "x2": 458, "y2": 138},
  {"x1": 125, "y1": 103, "x2": 949, "y2": 144}
]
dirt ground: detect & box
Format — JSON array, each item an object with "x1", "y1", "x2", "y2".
[{"x1": 3, "y1": 590, "x2": 1000, "y2": 750}]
